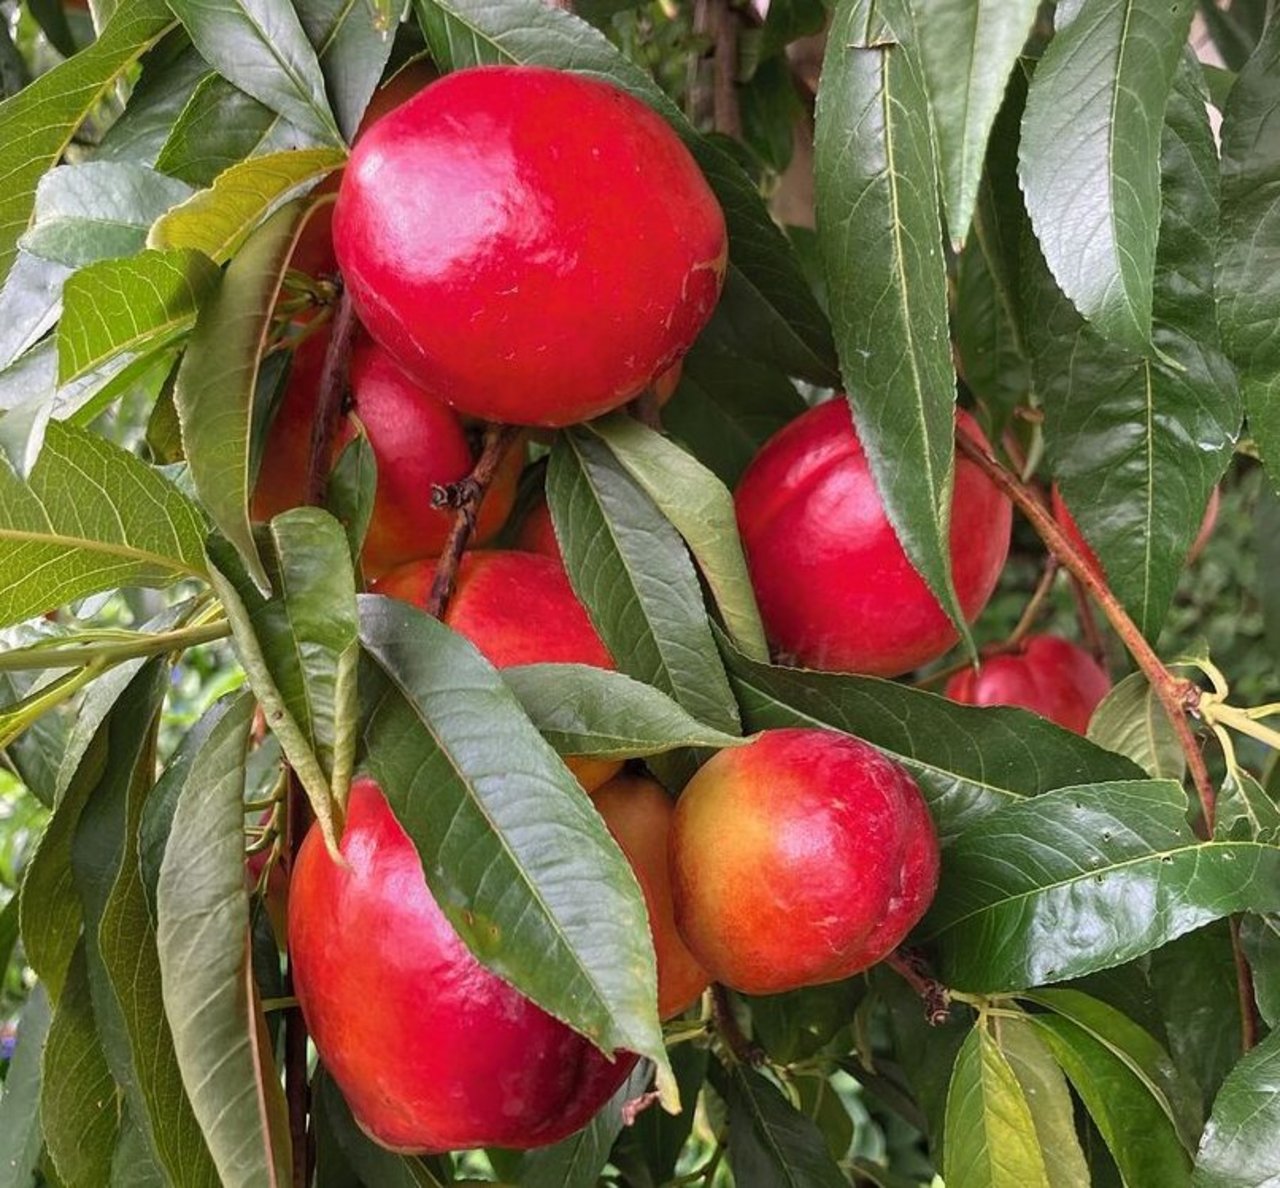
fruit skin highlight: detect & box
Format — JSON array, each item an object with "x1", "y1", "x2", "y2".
[
  {"x1": 735, "y1": 400, "x2": 1012, "y2": 677},
  {"x1": 289, "y1": 778, "x2": 637, "y2": 1153},
  {"x1": 944, "y1": 633, "x2": 1111, "y2": 735},
  {"x1": 333, "y1": 66, "x2": 727, "y2": 427},
  {"x1": 252, "y1": 336, "x2": 520, "y2": 575},
  {"x1": 591, "y1": 774, "x2": 709, "y2": 1019},
  {"x1": 668, "y1": 728, "x2": 940, "y2": 996},
  {"x1": 375, "y1": 551, "x2": 621, "y2": 791}
]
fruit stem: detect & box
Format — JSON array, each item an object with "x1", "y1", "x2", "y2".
[
  {"x1": 954, "y1": 430, "x2": 1217, "y2": 834},
  {"x1": 303, "y1": 283, "x2": 360, "y2": 508},
  {"x1": 883, "y1": 949, "x2": 952, "y2": 1026},
  {"x1": 628, "y1": 386, "x2": 662, "y2": 430},
  {"x1": 710, "y1": 983, "x2": 765, "y2": 1067},
  {"x1": 1008, "y1": 555, "x2": 1059, "y2": 648},
  {"x1": 423, "y1": 424, "x2": 522, "y2": 618}
]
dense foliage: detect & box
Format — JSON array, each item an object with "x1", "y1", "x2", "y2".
[{"x1": 1, "y1": 0, "x2": 1279, "y2": 1185}]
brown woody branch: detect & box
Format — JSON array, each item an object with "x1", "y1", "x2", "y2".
[
  {"x1": 954, "y1": 430, "x2": 1217, "y2": 834},
  {"x1": 710, "y1": 983, "x2": 765, "y2": 1066},
  {"x1": 423, "y1": 424, "x2": 522, "y2": 619},
  {"x1": 885, "y1": 950, "x2": 952, "y2": 1027},
  {"x1": 303, "y1": 285, "x2": 359, "y2": 508}
]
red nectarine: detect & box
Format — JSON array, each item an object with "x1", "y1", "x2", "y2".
[
  {"x1": 735, "y1": 401, "x2": 1012, "y2": 677},
  {"x1": 289, "y1": 778, "x2": 637, "y2": 1152},
  {"x1": 668, "y1": 728, "x2": 939, "y2": 996},
  {"x1": 333, "y1": 67, "x2": 727, "y2": 427}
]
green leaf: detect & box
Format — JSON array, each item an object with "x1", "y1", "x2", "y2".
[
  {"x1": 298, "y1": 0, "x2": 397, "y2": 144},
  {"x1": 1150, "y1": 922, "x2": 1247, "y2": 1105},
  {"x1": 1087, "y1": 672, "x2": 1185, "y2": 781},
  {"x1": 547, "y1": 433, "x2": 740, "y2": 750},
  {"x1": 0, "y1": 0, "x2": 175, "y2": 288},
  {"x1": 206, "y1": 508, "x2": 359, "y2": 850},
  {"x1": 659, "y1": 339, "x2": 806, "y2": 489},
  {"x1": 154, "y1": 75, "x2": 314, "y2": 189},
  {"x1": 943, "y1": 1024, "x2": 1051, "y2": 1188},
  {"x1": 69, "y1": 665, "x2": 220, "y2": 1186},
  {"x1": 173, "y1": 200, "x2": 304, "y2": 590},
  {"x1": 40, "y1": 946, "x2": 120, "y2": 1188},
  {"x1": 1239, "y1": 913, "x2": 1280, "y2": 1028},
  {"x1": 57, "y1": 248, "x2": 219, "y2": 384},
  {"x1": 1019, "y1": 0, "x2": 1193, "y2": 352},
  {"x1": 814, "y1": 0, "x2": 968, "y2": 652},
  {"x1": 720, "y1": 640, "x2": 1144, "y2": 843},
  {"x1": 1216, "y1": 767, "x2": 1280, "y2": 844},
  {"x1": 148, "y1": 147, "x2": 344, "y2": 264},
  {"x1": 0, "y1": 418, "x2": 205, "y2": 627},
  {"x1": 503, "y1": 663, "x2": 745, "y2": 758},
  {"x1": 1028, "y1": 1012, "x2": 1192, "y2": 1188},
  {"x1": 708, "y1": 1058, "x2": 847, "y2": 1188},
  {"x1": 1218, "y1": 10, "x2": 1280, "y2": 495},
  {"x1": 910, "y1": 0, "x2": 1039, "y2": 246},
  {"x1": 611, "y1": 1044, "x2": 708, "y2": 1188},
  {"x1": 922, "y1": 780, "x2": 1280, "y2": 992},
  {"x1": 414, "y1": 0, "x2": 837, "y2": 385},
  {"x1": 95, "y1": 38, "x2": 214, "y2": 166},
  {"x1": 325, "y1": 430, "x2": 376, "y2": 571},
  {"x1": 19, "y1": 163, "x2": 194, "y2": 269},
  {"x1": 165, "y1": 0, "x2": 342, "y2": 146},
  {"x1": 0, "y1": 248, "x2": 73, "y2": 372},
  {"x1": 155, "y1": 692, "x2": 292, "y2": 1188},
  {"x1": 1193, "y1": 1028, "x2": 1280, "y2": 1187},
  {"x1": 357, "y1": 594, "x2": 675, "y2": 1107},
  {"x1": 999, "y1": 1017, "x2": 1090, "y2": 1188},
  {"x1": 517, "y1": 1062, "x2": 654, "y2": 1188},
  {"x1": 585, "y1": 416, "x2": 767, "y2": 660},
  {"x1": 1029, "y1": 56, "x2": 1241, "y2": 640},
  {"x1": 1023, "y1": 988, "x2": 1201, "y2": 1151},
  {"x1": 0, "y1": 987, "x2": 51, "y2": 1188}
]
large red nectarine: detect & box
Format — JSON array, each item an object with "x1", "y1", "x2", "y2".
[
  {"x1": 944, "y1": 634, "x2": 1110, "y2": 735},
  {"x1": 735, "y1": 400, "x2": 1011, "y2": 677},
  {"x1": 289, "y1": 778, "x2": 637, "y2": 1152},
  {"x1": 374, "y1": 551, "x2": 621, "y2": 791},
  {"x1": 668, "y1": 728, "x2": 939, "y2": 996},
  {"x1": 332, "y1": 66, "x2": 727, "y2": 427},
  {"x1": 591, "y1": 774, "x2": 709, "y2": 1019}
]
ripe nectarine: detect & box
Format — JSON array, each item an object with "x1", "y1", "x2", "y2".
[
  {"x1": 735, "y1": 401, "x2": 1011, "y2": 676},
  {"x1": 669, "y1": 728, "x2": 939, "y2": 995},
  {"x1": 289, "y1": 778, "x2": 636, "y2": 1152}
]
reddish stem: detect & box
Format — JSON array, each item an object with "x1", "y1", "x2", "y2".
[
  {"x1": 423, "y1": 424, "x2": 521, "y2": 619},
  {"x1": 954, "y1": 430, "x2": 1216, "y2": 833},
  {"x1": 303, "y1": 285, "x2": 359, "y2": 508},
  {"x1": 711, "y1": 984, "x2": 765, "y2": 1066},
  {"x1": 1229, "y1": 916, "x2": 1260, "y2": 1052},
  {"x1": 884, "y1": 950, "x2": 952, "y2": 1026}
]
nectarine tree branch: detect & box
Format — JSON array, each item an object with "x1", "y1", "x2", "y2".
[
  {"x1": 1229, "y1": 917, "x2": 1260, "y2": 1052},
  {"x1": 710, "y1": 983, "x2": 765, "y2": 1066},
  {"x1": 954, "y1": 429, "x2": 1218, "y2": 834},
  {"x1": 709, "y1": 0, "x2": 742, "y2": 139},
  {"x1": 303, "y1": 283, "x2": 359, "y2": 508},
  {"x1": 628, "y1": 387, "x2": 662, "y2": 430},
  {"x1": 884, "y1": 950, "x2": 951, "y2": 1026},
  {"x1": 424, "y1": 424, "x2": 523, "y2": 618}
]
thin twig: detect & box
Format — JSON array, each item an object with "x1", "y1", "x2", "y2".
[
  {"x1": 424, "y1": 424, "x2": 522, "y2": 618},
  {"x1": 710, "y1": 983, "x2": 765, "y2": 1066},
  {"x1": 1229, "y1": 917, "x2": 1260, "y2": 1052},
  {"x1": 709, "y1": 0, "x2": 742, "y2": 139},
  {"x1": 955, "y1": 430, "x2": 1217, "y2": 834},
  {"x1": 884, "y1": 950, "x2": 952, "y2": 1026},
  {"x1": 303, "y1": 285, "x2": 359, "y2": 508}
]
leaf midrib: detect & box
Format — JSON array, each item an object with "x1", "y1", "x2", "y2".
[{"x1": 0, "y1": 527, "x2": 204, "y2": 578}]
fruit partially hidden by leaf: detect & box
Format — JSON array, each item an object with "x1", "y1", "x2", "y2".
[
  {"x1": 591, "y1": 774, "x2": 709, "y2": 1019},
  {"x1": 735, "y1": 400, "x2": 1011, "y2": 677},
  {"x1": 944, "y1": 633, "x2": 1111, "y2": 735},
  {"x1": 374, "y1": 551, "x2": 621, "y2": 791},
  {"x1": 252, "y1": 335, "x2": 520, "y2": 575},
  {"x1": 289, "y1": 778, "x2": 637, "y2": 1153},
  {"x1": 668, "y1": 728, "x2": 940, "y2": 995},
  {"x1": 333, "y1": 66, "x2": 727, "y2": 427}
]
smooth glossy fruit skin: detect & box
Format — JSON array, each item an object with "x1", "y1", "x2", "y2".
[
  {"x1": 252, "y1": 336, "x2": 520, "y2": 575},
  {"x1": 591, "y1": 775, "x2": 709, "y2": 1018},
  {"x1": 669, "y1": 728, "x2": 940, "y2": 996},
  {"x1": 1052, "y1": 484, "x2": 1221, "y2": 577},
  {"x1": 735, "y1": 400, "x2": 1012, "y2": 677},
  {"x1": 333, "y1": 66, "x2": 728, "y2": 427},
  {"x1": 374, "y1": 551, "x2": 621, "y2": 791},
  {"x1": 944, "y1": 634, "x2": 1110, "y2": 735},
  {"x1": 290, "y1": 778, "x2": 637, "y2": 1153}
]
